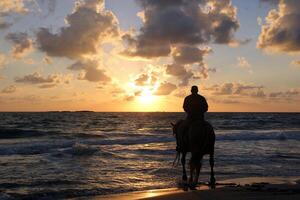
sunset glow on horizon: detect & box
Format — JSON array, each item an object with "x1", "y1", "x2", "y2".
[{"x1": 0, "y1": 0, "x2": 300, "y2": 112}]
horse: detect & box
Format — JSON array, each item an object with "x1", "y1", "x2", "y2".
[{"x1": 171, "y1": 119, "x2": 216, "y2": 190}]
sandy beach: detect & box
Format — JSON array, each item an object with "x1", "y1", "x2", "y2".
[{"x1": 87, "y1": 177, "x2": 300, "y2": 200}]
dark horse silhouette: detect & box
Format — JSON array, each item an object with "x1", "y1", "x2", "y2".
[{"x1": 171, "y1": 119, "x2": 216, "y2": 190}]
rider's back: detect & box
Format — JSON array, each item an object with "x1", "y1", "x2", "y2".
[{"x1": 183, "y1": 94, "x2": 208, "y2": 120}]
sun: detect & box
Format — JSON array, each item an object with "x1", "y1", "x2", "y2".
[{"x1": 138, "y1": 88, "x2": 156, "y2": 104}]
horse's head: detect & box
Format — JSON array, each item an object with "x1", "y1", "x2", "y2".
[{"x1": 170, "y1": 120, "x2": 184, "y2": 136}]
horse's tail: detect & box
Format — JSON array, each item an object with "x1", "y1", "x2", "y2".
[{"x1": 172, "y1": 151, "x2": 181, "y2": 167}]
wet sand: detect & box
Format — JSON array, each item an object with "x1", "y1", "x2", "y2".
[{"x1": 87, "y1": 177, "x2": 300, "y2": 200}]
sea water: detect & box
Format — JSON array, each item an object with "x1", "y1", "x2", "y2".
[{"x1": 0, "y1": 112, "x2": 299, "y2": 199}]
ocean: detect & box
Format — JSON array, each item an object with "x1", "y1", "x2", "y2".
[{"x1": 0, "y1": 112, "x2": 299, "y2": 199}]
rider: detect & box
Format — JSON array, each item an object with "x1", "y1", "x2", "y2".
[
  {"x1": 183, "y1": 85, "x2": 208, "y2": 122},
  {"x1": 175, "y1": 86, "x2": 208, "y2": 152}
]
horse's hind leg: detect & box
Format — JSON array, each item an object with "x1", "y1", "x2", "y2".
[
  {"x1": 194, "y1": 159, "x2": 202, "y2": 186},
  {"x1": 181, "y1": 152, "x2": 187, "y2": 182},
  {"x1": 209, "y1": 152, "x2": 216, "y2": 189}
]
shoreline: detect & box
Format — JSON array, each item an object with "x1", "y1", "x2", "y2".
[{"x1": 80, "y1": 177, "x2": 300, "y2": 200}]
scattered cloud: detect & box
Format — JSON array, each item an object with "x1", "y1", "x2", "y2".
[
  {"x1": 269, "y1": 89, "x2": 299, "y2": 99},
  {"x1": 15, "y1": 72, "x2": 60, "y2": 84},
  {"x1": 204, "y1": 82, "x2": 264, "y2": 96},
  {"x1": 68, "y1": 59, "x2": 111, "y2": 83},
  {"x1": 15, "y1": 72, "x2": 71, "y2": 88},
  {"x1": 1, "y1": 85, "x2": 17, "y2": 93},
  {"x1": 237, "y1": 56, "x2": 251, "y2": 68},
  {"x1": 5, "y1": 32, "x2": 33, "y2": 58},
  {"x1": 258, "y1": 0, "x2": 300, "y2": 53},
  {"x1": 36, "y1": 0, "x2": 119, "y2": 59},
  {"x1": 155, "y1": 82, "x2": 177, "y2": 95}
]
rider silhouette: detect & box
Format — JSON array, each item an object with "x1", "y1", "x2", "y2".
[
  {"x1": 183, "y1": 85, "x2": 208, "y2": 121},
  {"x1": 175, "y1": 86, "x2": 208, "y2": 152}
]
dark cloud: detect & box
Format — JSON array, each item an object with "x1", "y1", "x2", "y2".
[
  {"x1": 172, "y1": 46, "x2": 212, "y2": 65},
  {"x1": 15, "y1": 72, "x2": 60, "y2": 84},
  {"x1": 5, "y1": 32, "x2": 33, "y2": 58},
  {"x1": 258, "y1": 0, "x2": 300, "y2": 53},
  {"x1": 165, "y1": 63, "x2": 193, "y2": 86},
  {"x1": 269, "y1": 90, "x2": 299, "y2": 98},
  {"x1": 155, "y1": 82, "x2": 177, "y2": 95},
  {"x1": 36, "y1": 0, "x2": 119, "y2": 59},
  {"x1": 123, "y1": 0, "x2": 239, "y2": 58},
  {"x1": 1, "y1": 85, "x2": 16, "y2": 93},
  {"x1": 68, "y1": 60, "x2": 111, "y2": 83}
]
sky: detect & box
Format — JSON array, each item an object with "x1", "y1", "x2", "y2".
[{"x1": 0, "y1": 0, "x2": 300, "y2": 112}]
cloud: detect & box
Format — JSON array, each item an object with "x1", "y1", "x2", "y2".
[
  {"x1": 122, "y1": 0, "x2": 239, "y2": 58},
  {"x1": 134, "y1": 73, "x2": 149, "y2": 86},
  {"x1": 237, "y1": 57, "x2": 250, "y2": 68},
  {"x1": 68, "y1": 59, "x2": 111, "y2": 83},
  {"x1": 0, "y1": 20, "x2": 12, "y2": 29},
  {"x1": 0, "y1": 53, "x2": 8, "y2": 68},
  {"x1": 155, "y1": 82, "x2": 177, "y2": 95},
  {"x1": 257, "y1": 0, "x2": 300, "y2": 53},
  {"x1": 269, "y1": 89, "x2": 299, "y2": 99},
  {"x1": 172, "y1": 45, "x2": 212, "y2": 65},
  {"x1": 291, "y1": 60, "x2": 300, "y2": 68},
  {"x1": 5, "y1": 32, "x2": 33, "y2": 58},
  {"x1": 204, "y1": 82, "x2": 264, "y2": 96},
  {"x1": 165, "y1": 63, "x2": 193, "y2": 86},
  {"x1": 43, "y1": 56, "x2": 52, "y2": 64},
  {"x1": 165, "y1": 46, "x2": 215, "y2": 86},
  {"x1": 134, "y1": 72, "x2": 158, "y2": 86},
  {"x1": 15, "y1": 72, "x2": 61, "y2": 84},
  {"x1": 1, "y1": 85, "x2": 17, "y2": 94},
  {"x1": 36, "y1": 0, "x2": 119, "y2": 59},
  {"x1": 257, "y1": 17, "x2": 263, "y2": 26},
  {"x1": 14, "y1": 72, "x2": 72, "y2": 88},
  {"x1": 0, "y1": 0, "x2": 30, "y2": 15}
]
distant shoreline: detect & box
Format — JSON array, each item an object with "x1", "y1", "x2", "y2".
[{"x1": 1, "y1": 111, "x2": 300, "y2": 113}]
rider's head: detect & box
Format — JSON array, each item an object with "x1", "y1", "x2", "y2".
[{"x1": 191, "y1": 85, "x2": 198, "y2": 94}]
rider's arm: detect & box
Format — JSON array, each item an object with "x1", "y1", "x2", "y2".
[{"x1": 183, "y1": 97, "x2": 188, "y2": 112}]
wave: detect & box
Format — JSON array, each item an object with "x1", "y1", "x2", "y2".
[{"x1": 216, "y1": 130, "x2": 300, "y2": 141}]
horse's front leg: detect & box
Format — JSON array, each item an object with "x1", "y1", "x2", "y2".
[
  {"x1": 209, "y1": 152, "x2": 216, "y2": 189},
  {"x1": 181, "y1": 152, "x2": 187, "y2": 182}
]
